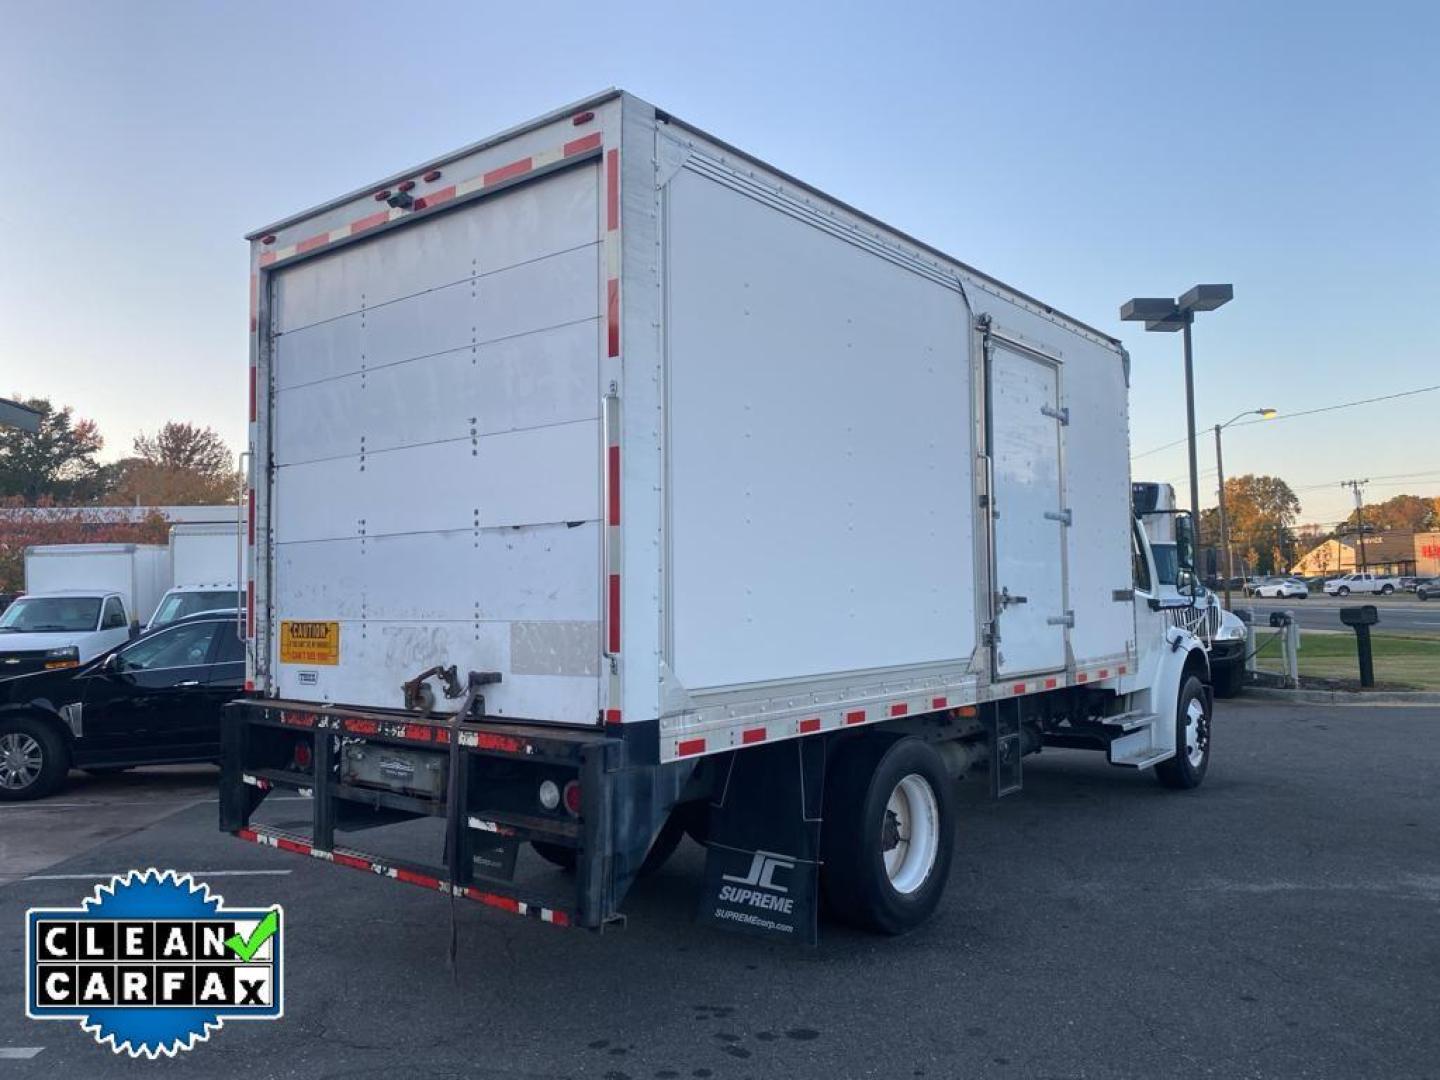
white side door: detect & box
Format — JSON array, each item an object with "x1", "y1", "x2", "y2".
[{"x1": 988, "y1": 340, "x2": 1068, "y2": 678}]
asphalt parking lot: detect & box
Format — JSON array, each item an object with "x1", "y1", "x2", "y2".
[{"x1": 1, "y1": 699, "x2": 1437, "y2": 1079}]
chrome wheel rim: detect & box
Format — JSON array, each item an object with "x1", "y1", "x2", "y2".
[
  {"x1": 1184, "y1": 698, "x2": 1208, "y2": 769},
  {"x1": 0, "y1": 733, "x2": 43, "y2": 791},
  {"x1": 881, "y1": 773, "x2": 940, "y2": 894}
]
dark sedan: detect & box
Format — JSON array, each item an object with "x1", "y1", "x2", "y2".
[
  {"x1": 0, "y1": 610, "x2": 245, "y2": 800},
  {"x1": 1418, "y1": 579, "x2": 1440, "y2": 601}
]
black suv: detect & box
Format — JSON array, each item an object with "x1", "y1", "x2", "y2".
[{"x1": 0, "y1": 611, "x2": 245, "y2": 800}]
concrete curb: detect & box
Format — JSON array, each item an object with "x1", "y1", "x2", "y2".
[{"x1": 1242, "y1": 686, "x2": 1440, "y2": 707}]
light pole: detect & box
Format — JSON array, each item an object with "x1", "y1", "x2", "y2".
[
  {"x1": 1120, "y1": 285, "x2": 1234, "y2": 579},
  {"x1": 1215, "y1": 408, "x2": 1277, "y2": 608}
]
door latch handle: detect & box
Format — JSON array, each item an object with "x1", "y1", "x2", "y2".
[{"x1": 996, "y1": 587, "x2": 1029, "y2": 609}]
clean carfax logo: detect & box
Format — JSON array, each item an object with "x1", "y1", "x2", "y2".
[{"x1": 25, "y1": 869, "x2": 283, "y2": 1058}]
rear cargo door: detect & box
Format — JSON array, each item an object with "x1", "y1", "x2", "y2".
[
  {"x1": 267, "y1": 163, "x2": 603, "y2": 722},
  {"x1": 987, "y1": 339, "x2": 1068, "y2": 678}
]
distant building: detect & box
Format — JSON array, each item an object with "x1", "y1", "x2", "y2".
[
  {"x1": 1417, "y1": 532, "x2": 1440, "y2": 578},
  {"x1": 1291, "y1": 530, "x2": 1417, "y2": 578}
]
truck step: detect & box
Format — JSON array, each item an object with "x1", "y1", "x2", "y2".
[
  {"x1": 1098, "y1": 710, "x2": 1158, "y2": 733},
  {"x1": 1109, "y1": 747, "x2": 1175, "y2": 769}
]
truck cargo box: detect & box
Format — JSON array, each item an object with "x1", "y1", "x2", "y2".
[{"x1": 244, "y1": 91, "x2": 1135, "y2": 761}]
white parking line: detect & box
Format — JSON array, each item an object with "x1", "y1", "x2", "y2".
[
  {"x1": 24, "y1": 870, "x2": 293, "y2": 882},
  {"x1": 0, "y1": 1048, "x2": 44, "y2": 1059}
]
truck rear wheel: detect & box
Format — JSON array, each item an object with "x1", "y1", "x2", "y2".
[
  {"x1": 1155, "y1": 676, "x2": 1210, "y2": 790},
  {"x1": 0, "y1": 717, "x2": 69, "y2": 802},
  {"x1": 821, "y1": 736, "x2": 954, "y2": 935}
]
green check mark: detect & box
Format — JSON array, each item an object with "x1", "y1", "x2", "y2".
[{"x1": 225, "y1": 910, "x2": 279, "y2": 961}]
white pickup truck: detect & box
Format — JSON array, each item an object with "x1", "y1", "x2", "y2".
[{"x1": 1323, "y1": 572, "x2": 1399, "y2": 597}]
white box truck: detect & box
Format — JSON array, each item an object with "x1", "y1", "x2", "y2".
[
  {"x1": 148, "y1": 521, "x2": 242, "y2": 629},
  {"x1": 0, "y1": 544, "x2": 168, "y2": 675},
  {"x1": 222, "y1": 91, "x2": 1213, "y2": 939}
]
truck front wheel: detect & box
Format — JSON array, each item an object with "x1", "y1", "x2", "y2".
[
  {"x1": 821, "y1": 736, "x2": 954, "y2": 935},
  {"x1": 1155, "y1": 676, "x2": 1211, "y2": 790}
]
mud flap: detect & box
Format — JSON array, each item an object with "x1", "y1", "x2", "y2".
[{"x1": 696, "y1": 738, "x2": 825, "y2": 946}]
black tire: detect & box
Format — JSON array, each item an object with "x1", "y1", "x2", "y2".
[
  {"x1": 0, "y1": 715, "x2": 70, "y2": 802},
  {"x1": 1155, "y1": 675, "x2": 1211, "y2": 790},
  {"x1": 820, "y1": 735, "x2": 954, "y2": 935},
  {"x1": 531, "y1": 809, "x2": 687, "y2": 877},
  {"x1": 1381, "y1": 584, "x2": 1394, "y2": 595},
  {"x1": 1337, "y1": 586, "x2": 1350, "y2": 596},
  {"x1": 1211, "y1": 659, "x2": 1244, "y2": 699}
]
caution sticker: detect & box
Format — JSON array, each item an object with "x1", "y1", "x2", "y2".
[{"x1": 278, "y1": 621, "x2": 339, "y2": 666}]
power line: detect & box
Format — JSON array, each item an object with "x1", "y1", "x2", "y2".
[{"x1": 1132, "y1": 382, "x2": 1440, "y2": 460}]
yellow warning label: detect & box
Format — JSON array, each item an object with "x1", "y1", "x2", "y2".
[{"x1": 279, "y1": 621, "x2": 339, "y2": 666}]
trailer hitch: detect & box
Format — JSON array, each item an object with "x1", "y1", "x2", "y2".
[{"x1": 401, "y1": 666, "x2": 502, "y2": 717}]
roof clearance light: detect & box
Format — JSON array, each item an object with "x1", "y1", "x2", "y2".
[
  {"x1": 572, "y1": 110, "x2": 595, "y2": 126},
  {"x1": 422, "y1": 169, "x2": 442, "y2": 183},
  {"x1": 373, "y1": 189, "x2": 391, "y2": 202},
  {"x1": 396, "y1": 179, "x2": 415, "y2": 193},
  {"x1": 260, "y1": 234, "x2": 276, "y2": 245}
]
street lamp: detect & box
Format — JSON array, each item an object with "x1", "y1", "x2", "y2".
[
  {"x1": 1120, "y1": 284, "x2": 1234, "y2": 582},
  {"x1": 1215, "y1": 408, "x2": 1277, "y2": 608}
]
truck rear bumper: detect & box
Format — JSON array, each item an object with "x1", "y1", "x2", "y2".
[{"x1": 220, "y1": 698, "x2": 631, "y2": 930}]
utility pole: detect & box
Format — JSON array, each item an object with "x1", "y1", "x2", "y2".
[{"x1": 1341, "y1": 479, "x2": 1370, "y2": 573}]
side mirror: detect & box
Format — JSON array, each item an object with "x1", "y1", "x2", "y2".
[
  {"x1": 101, "y1": 652, "x2": 121, "y2": 674},
  {"x1": 1174, "y1": 511, "x2": 1199, "y2": 601}
]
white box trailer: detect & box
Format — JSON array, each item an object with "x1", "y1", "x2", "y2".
[
  {"x1": 224, "y1": 91, "x2": 1212, "y2": 938},
  {"x1": 147, "y1": 521, "x2": 242, "y2": 629},
  {"x1": 0, "y1": 544, "x2": 169, "y2": 671}
]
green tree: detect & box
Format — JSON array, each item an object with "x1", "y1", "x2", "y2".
[{"x1": 0, "y1": 397, "x2": 104, "y2": 502}]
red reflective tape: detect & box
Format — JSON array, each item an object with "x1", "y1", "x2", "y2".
[
  {"x1": 401, "y1": 723, "x2": 433, "y2": 742},
  {"x1": 244, "y1": 679, "x2": 255, "y2": 691},
  {"x1": 547, "y1": 909, "x2": 571, "y2": 927},
  {"x1": 1118, "y1": 664, "x2": 1128, "y2": 675},
  {"x1": 1099, "y1": 669, "x2": 1110, "y2": 679},
  {"x1": 564, "y1": 131, "x2": 602, "y2": 156},
  {"x1": 332, "y1": 852, "x2": 371, "y2": 871},
  {"x1": 799, "y1": 717, "x2": 822, "y2": 734},
  {"x1": 247, "y1": 489, "x2": 255, "y2": 547},
  {"x1": 414, "y1": 185, "x2": 455, "y2": 212},
  {"x1": 844, "y1": 710, "x2": 866, "y2": 726},
  {"x1": 889, "y1": 703, "x2": 908, "y2": 717},
  {"x1": 297, "y1": 233, "x2": 329, "y2": 254},
  {"x1": 280, "y1": 711, "x2": 314, "y2": 728},
  {"x1": 608, "y1": 573, "x2": 621, "y2": 653},
  {"x1": 258, "y1": 251, "x2": 276, "y2": 267},
  {"x1": 677, "y1": 738, "x2": 706, "y2": 757},
  {"x1": 605, "y1": 148, "x2": 619, "y2": 230},
  {"x1": 344, "y1": 718, "x2": 379, "y2": 735},
  {"x1": 473, "y1": 732, "x2": 524, "y2": 753},
  {"x1": 484, "y1": 157, "x2": 532, "y2": 186},
  {"x1": 1076, "y1": 672, "x2": 1089, "y2": 684},
  {"x1": 1044, "y1": 678, "x2": 1057, "y2": 689},
  {"x1": 932, "y1": 697, "x2": 948, "y2": 710},
  {"x1": 742, "y1": 727, "x2": 767, "y2": 745},
  {"x1": 605, "y1": 708, "x2": 622, "y2": 725},
  {"x1": 1012, "y1": 682, "x2": 1027, "y2": 695},
  {"x1": 395, "y1": 868, "x2": 440, "y2": 889},
  {"x1": 606, "y1": 278, "x2": 620, "y2": 357},
  {"x1": 248, "y1": 365, "x2": 257, "y2": 421},
  {"x1": 237, "y1": 828, "x2": 258, "y2": 843},
  {"x1": 246, "y1": 581, "x2": 254, "y2": 638},
  {"x1": 607, "y1": 445, "x2": 621, "y2": 525},
  {"x1": 472, "y1": 891, "x2": 521, "y2": 914},
  {"x1": 276, "y1": 837, "x2": 311, "y2": 856},
  {"x1": 349, "y1": 209, "x2": 389, "y2": 234}
]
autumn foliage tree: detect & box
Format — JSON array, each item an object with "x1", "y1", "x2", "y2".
[
  {"x1": 0, "y1": 500, "x2": 169, "y2": 592},
  {"x1": 0, "y1": 397, "x2": 105, "y2": 502},
  {"x1": 1201, "y1": 474, "x2": 1302, "y2": 576},
  {"x1": 1343, "y1": 493, "x2": 1439, "y2": 533},
  {"x1": 105, "y1": 422, "x2": 240, "y2": 506}
]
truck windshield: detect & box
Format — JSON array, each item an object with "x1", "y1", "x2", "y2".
[
  {"x1": 151, "y1": 589, "x2": 237, "y2": 628},
  {"x1": 0, "y1": 596, "x2": 103, "y2": 633}
]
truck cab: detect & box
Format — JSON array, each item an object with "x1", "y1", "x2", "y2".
[{"x1": 0, "y1": 590, "x2": 134, "y2": 676}]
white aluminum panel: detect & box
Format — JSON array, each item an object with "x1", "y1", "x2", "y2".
[
  {"x1": 988, "y1": 344, "x2": 1067, "y2": 677},
  {"x1": 665, "y1": 168, "x2": 976, "y2": 691},
  {"x1": 274, "y1": 320, "x2": 599, "y2": 465},
  {"x1": 268, "y1": 164, "x2": 603, "y2": 720}
]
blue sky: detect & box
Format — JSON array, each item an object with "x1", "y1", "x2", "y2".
[{"x1": 2, "y1": 0, "x2": 1435, "y2": 524}]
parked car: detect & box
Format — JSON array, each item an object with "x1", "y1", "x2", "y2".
[
  {"x1": 1323, "y1": 572, "x2": 1400, "y2": 596},
  {"x1": 1417, "y1": 578, "x2": 1440, "y2": 601},
  {"x1": 0, "y1": 610, "x2": 244, "y2": 800},
  {"x1": 1253, "y1": 577, "x2": 1309, "y2": 599},
  {"x1": 1398, "y1": 576, "x2": 1419, "y2": 592}
]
